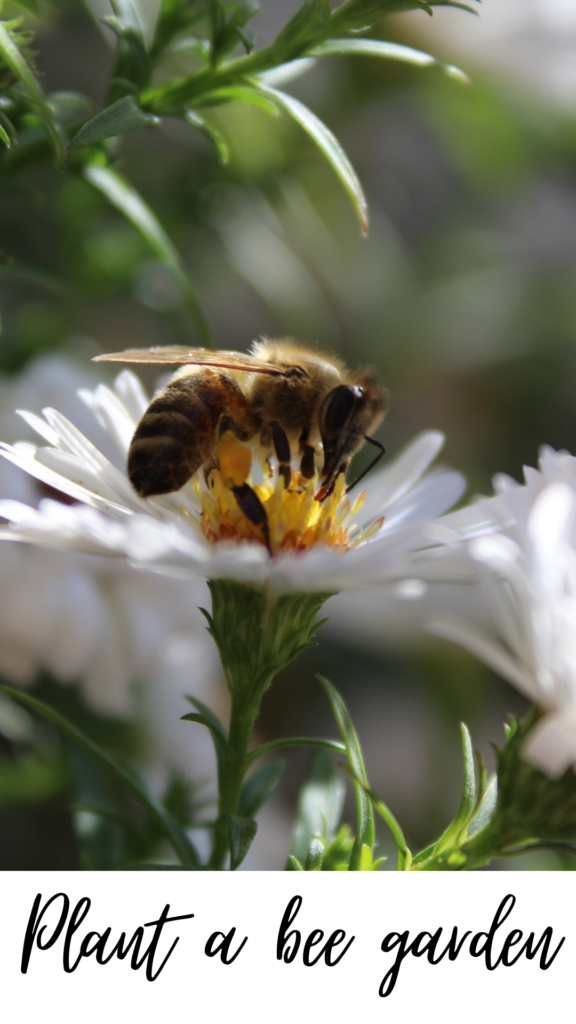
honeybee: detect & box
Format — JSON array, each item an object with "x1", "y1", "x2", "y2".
[{"x1": 94, "y1": 339, "x2": 387, "y2": 542}]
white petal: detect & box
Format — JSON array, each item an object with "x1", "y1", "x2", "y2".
[
  {"x1": 427, "y1": 616, "x2": 536, "y2": 698},
  {"x1": 79, "y1": 383, "x2": 137, "y2": 456},
  {"x1": 523, "y1": 713, "x2": 576, "y2": 777},
  {"x1": 374, "y1": 469, "x2": 466, "y2": 535},
  {"x1": 114, "y1": 369, "x2": 149, "y2": 421},
  {"x1": 16, "y1": 409, "x2": 61, "y2": 447},
  {"x1": 360, "y1": 431, "x2": 445, "y2": 524}
]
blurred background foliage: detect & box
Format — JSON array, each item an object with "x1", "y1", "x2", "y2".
[{"x1": 0, "y1": 0, "x2": 574, "y2": 869}]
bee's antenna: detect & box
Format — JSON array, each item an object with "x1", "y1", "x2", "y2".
[{"x1": 345, "y1": 436, "x2": 386, "y2": 495}]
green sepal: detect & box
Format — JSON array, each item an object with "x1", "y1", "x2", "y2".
[
  {"x1": 318, "y1": 676, "x2": 374, "y2": 870},
  {"x1": 238, "y1": 759, "x2": 286, "y2": 818},
  {"x1": 224, "y1": 812, "x2": 258, "y2": 869},
  {"x1": 207, "y1": 581, "x2": 333, "y2": 703}
]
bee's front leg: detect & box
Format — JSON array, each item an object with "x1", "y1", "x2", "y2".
[{"x1": 271, "y1": 421, "x2": 292, "y2": 490}]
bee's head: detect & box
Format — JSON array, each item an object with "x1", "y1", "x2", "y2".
[{"x1": 316, "y1": 377, "x2": 387, "y2": 501}]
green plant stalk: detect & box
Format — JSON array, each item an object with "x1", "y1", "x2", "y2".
[{"x1": 204, "y1": 580, "x2": 332, "y2": 869}]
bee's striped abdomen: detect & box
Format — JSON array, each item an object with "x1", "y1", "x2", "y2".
[{"x1": 128, "y1": 369, "x2": 250, "y2": 497}]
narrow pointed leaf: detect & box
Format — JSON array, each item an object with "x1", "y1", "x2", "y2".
[
  {"x1": 257, "y1": 57, "x2": 317, "y2": 87},
  {"x1": 70, "y1": 96, "x2": 159, "y2": 150},
  {"x1": 0, "y1": 684, "x2": 199, "y2": 868},
  {"x1": 185, "y1": 110, "x2": 229, "y2": 162},
  {"x1": 288, "y1": 854, "x2": 304, "y2": 870},
  {"x1": 182, "y1": 696, "x2": 230, "y2": 786},
  {"x1": 246, "y1": 735, "x2": 345, "y2": 765},
  {"x1": 185, "y1": 694, "x2": 227, "y2": 739},
  {"x1": 453, "y1": 722, "x2": 477, "y2": 831},
  {"x1": 238, "y1": 759, "x2": 286, "y2": 818},
  {"x1": 253, "y1": 82, "x2": 368, "y2": 234},
  {"x1": 83, "y1": 164, "x2": 212, "y2": 342},
  {"x1": 273, "y1": 0, "x2": 331, "y2": 56},
  {"x1": 311, "y1": 39, "x2": 469, "y2": 83},
  {"x1": 0, "y1": 121, "x2": 9, "y2": 147},
  {"x1": 467, "y1": 775, "x2": 498, "y2": 837},
  {"x1": 224, "y1": 813, "x2": 258, "y2": 869},
  {"x1": 318, "y1": 677, "x2": 374, "y2": 870}
]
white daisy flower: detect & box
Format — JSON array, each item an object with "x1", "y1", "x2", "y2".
[
  {"x1": 429, "y1": 480, "x2": 576, "y2": 777},
  {"x1": 0, "y1": 368, "x2": 466, "y2": 595}
]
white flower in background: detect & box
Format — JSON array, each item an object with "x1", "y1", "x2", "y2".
[
  {"x1": 429, "y1": 479, "x2": 576, "y2": 777},
  {"x1": 0, "y1": 364, "x2": 466, "y2": 595},
  {"x1": 0, "y1": 355, "x2": 219, "y2": 722}
]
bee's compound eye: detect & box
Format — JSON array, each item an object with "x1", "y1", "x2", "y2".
[{"x1": 320, "y1": 385, "x2": 362, "y2": 438}]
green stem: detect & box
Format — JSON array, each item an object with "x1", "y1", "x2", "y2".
[
  {"x1": 209, "y1": 688, "x2": 260, "y2": 869},
  {"x1": 204, "y1": 580, "x2": 333, "y2": 870}
]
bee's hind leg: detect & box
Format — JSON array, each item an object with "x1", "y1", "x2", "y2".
[
  {"x1": 217, "y1": 417, "x2": 272, "y2": 554},
  {"x1": 231, "y1": 483, "x2": 271, "y2": 555}
]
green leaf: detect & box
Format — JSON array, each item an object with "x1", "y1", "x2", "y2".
[
  {"x1": 272, "y1": 0, "x2": 331, "y2": 59},
  {"x1": 0, "y1": 119, "x2": 9, "y2": 146},
  {"x1": 83, "y1": 164, "x2": 212, "y2": 342},
  {"x1": 253, "y1": 82, "x2": 368, "y2": 235},
  {"x1": 70, "y1": 96, "x2": 159, "y2": 150},
  {"x1": 257, "y1": 57, "x2": 317, "y2": 87},
  {"x1": 198, "y1": 85, "x2": 279, "y2": 114},
  {"x1": 224, "y1": 813, "x2": 258, "y2": 869},
  {"x1": 0, "y1": 19, "x2": 64, "y2": 162},
  {"x1": 288, "y1": 854, "x2": 304, "y2": 870},
  {"x1": 467, "y1": 774, "x2": 497, "y2": 837},
  {"x1": 185, "y1": 109, "x2": 229, "y2": 162},
  {"x1": 310, "y1": 38, "x2": 469, "y2": 83},
  {"x1": 238, "y1": 759, "x2": 286, "y2": 818},
  {"x1": 288, "y1": 749, "x2": 345, "y2": 868},
  {"x1": 183, "y1": 695, "x2": 230, "y2": 787},
  {"x1": 319, "y1": 677, "x2": 374, "y2": 870},
  {"x1": 0, "y1": 683, "x2": 200, "y2": 868},
  {"x1": 327, "y1": 0, "x2": 477, "y2": 34},
  {"x1": 452, "y1": 722, "x2": 477, "y2": 834},
  {"x1": 246, "y1": 735, "x2": 345, "y2": 765}
]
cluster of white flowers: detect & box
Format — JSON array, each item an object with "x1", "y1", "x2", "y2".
[
  {"x1": 0, "y1": 356, "x2": 220, "y2": 760},
  {"x1": 3, "y1": 359, "x2": 576, "y2": 780}
]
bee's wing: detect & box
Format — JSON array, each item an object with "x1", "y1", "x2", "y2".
[{"x1": 93, "y1": 347, "x2": 291, "y2": 376}]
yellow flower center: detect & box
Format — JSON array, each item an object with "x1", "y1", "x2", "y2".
[{"x1": 189, "y1": 430, "x2": 383, "y2": 555}]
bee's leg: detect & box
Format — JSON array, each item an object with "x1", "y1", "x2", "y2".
[
  {"x1": 300, "y1": 446, "x2": 316, "y2": 480},
  {"x1": 318, "y1": 463, "x2": 348, "y2": 503},
  {"x1": 231, "y1": 483, "x2": 271, "y2": 554},
  {"x1": 271, "y1": 421, "x2": 292, "y2": 490},
  {"x1": 298, "y1": 429, "x2": 316, "y2": 481},
  {"x1": 217, "y1": 417, "x2": 271, "y2": 554}
]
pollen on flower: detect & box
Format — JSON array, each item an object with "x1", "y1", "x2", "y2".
[{"x1": 193, "y1": 434, "x2": 370, "y2": 555}]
